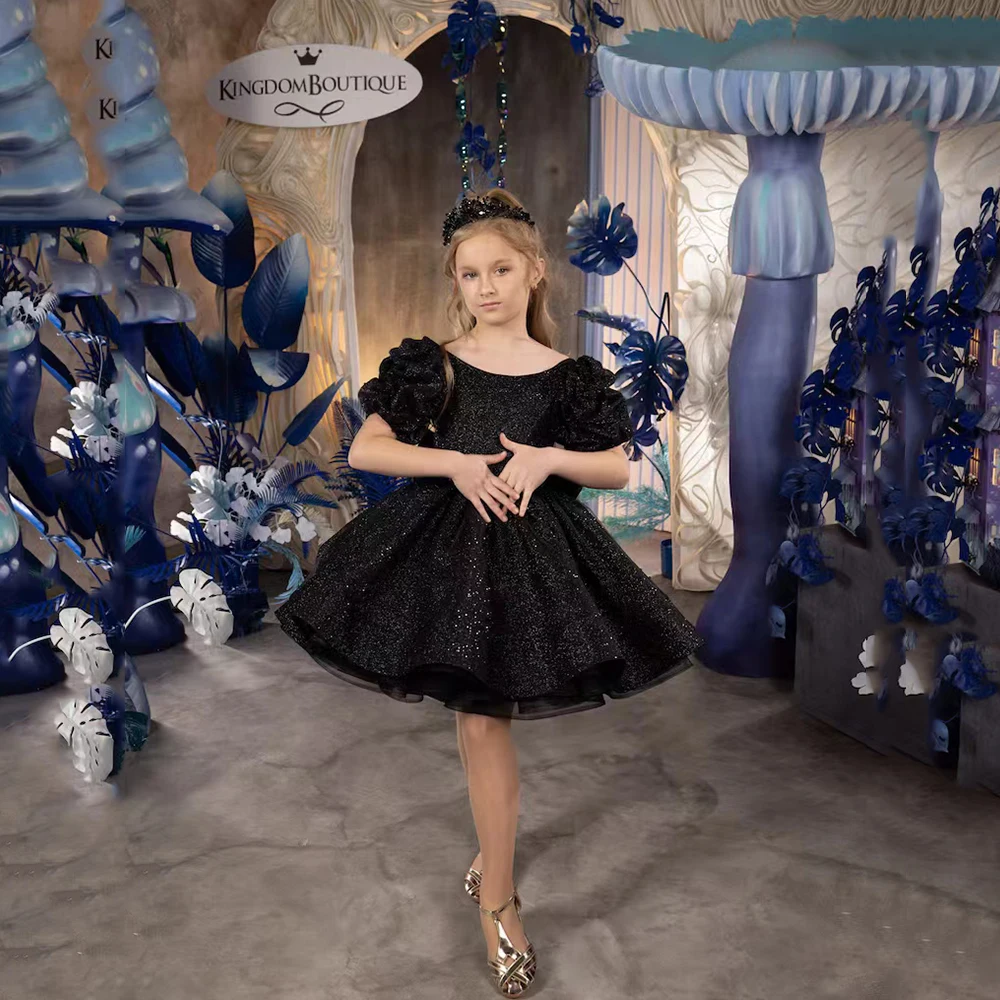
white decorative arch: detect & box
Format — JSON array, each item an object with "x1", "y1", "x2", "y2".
[{"x1": 215, "y1": 0, "x2": 571, "y2": 498}]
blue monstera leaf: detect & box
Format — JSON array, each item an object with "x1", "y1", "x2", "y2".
[
  {"x1": 241, "y1": 234, "x2": 310, "y2": 351},
  {"x1": 567, "y1": 196, "x2": 637, "y2": 276},
  {"x1": 793, "y1": 408, "x2": 839, "y2": 458},
  {"x1": 939, "y1": 646, "x2": 997, "y2": 699},
  {"x1": 881, "y1": 495, "x2": 956, "y2": 549},
  {"x1": 917, "y1": 443, "x2": 964, "y2": 496},
  {"x1": 905, "y1": 574, "x2": 958, "y2": 624},
  {"x1": 777, "y1": 534, "x2": 833, "y2": 585},
  {"x1": 443, "y1": 0, "x2": 498, "y2": 77},
  {"x1": 606, "y1": 325, "x2": 689, "y2": 420},
  {"x1": 592, "y1": 2, "x2": 625, "y2": 28},
  {"x1": 780, "y1": 457, "x2": 840, "y2": 505},
  {"x1": 190, "y1": 171, "x2": 256, "y2": 289},
  {"x1": 882, "y1": 577, "x2": 907, "y2": 622}
]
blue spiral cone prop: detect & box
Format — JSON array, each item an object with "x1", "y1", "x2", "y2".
[
  {"x1": 83, "y1": 0, "x2": 231, "y2": 234},
  {"x1": 0, "y1": 0, "x2": 121, "y2": 244}
]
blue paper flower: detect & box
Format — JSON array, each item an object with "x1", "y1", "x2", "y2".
[
  {"x1": 566, "y1": 196, "x2": 638, "y2": 276},
  {"x1": 455, "y1": 122, "x2": 495, "y2": 173}
]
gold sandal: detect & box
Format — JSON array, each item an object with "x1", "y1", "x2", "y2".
[
  {"x1": 465, "y1": 862, "x2": 521, "y2": 912},
  {"x1": 479, "y1": 887, "x2": 537, "y2": 997}
]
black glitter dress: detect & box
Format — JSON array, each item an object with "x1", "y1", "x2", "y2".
[{"x1": 275, "y1": 336, "x2": 703, "y2": 720}]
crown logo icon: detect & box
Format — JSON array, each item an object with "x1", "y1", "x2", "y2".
[{"x1": 294, "y1": 46, "x2": 321, "y2": 66}]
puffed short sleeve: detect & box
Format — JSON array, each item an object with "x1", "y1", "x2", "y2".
[
  {"x1": 554, "y1": 355, "x2": 633, "y2": 451},
  {"x1": 357, "y1": 336, "x2": 447, "y2": 445}
]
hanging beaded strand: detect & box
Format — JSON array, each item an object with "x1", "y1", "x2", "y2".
[
  {"x1": 455, "y1": 72, "x2": 471, "y2": 193},
  {"x1": 494, "y1": 16, "x2": 508, "y2": 188}
]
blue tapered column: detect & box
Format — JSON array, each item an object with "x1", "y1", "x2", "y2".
[{"x1": 696, "y1": 132, "x2": 834, "y2": 676}]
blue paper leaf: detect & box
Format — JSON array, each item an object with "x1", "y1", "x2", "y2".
[
  {"x1": 282, "y1": 375, "x2": 348, "y2": 447},
  {"x1": 145, "y1": 323, "x2": 207, "y2": 398},
  {"x1": 39, "y1": 344, "x2": 76, "y2": 390},
  {"x1": 241, "y1": 234, "x2": 310, "y2": 350},
  {"x1": 159, "y1": 427, "x2": 196, "y2": 474},
  {"x1": 200, "y1": 335, "x2": 259, "y2": 422},
  {"x1": 930, "y1": 719, "x2": 950, "y2": 752},
  {"x1": 190, "y1": 171, "x2": 256, "y2": 288},
  {"x1": 240, "y1": 345, "x2": 310, "y2": 394}
]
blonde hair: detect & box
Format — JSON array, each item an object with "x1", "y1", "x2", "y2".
[{"x1": 434, "y1": 188, "x2": 559, "y2": 424}]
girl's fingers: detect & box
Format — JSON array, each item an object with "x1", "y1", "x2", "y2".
[
  {"x1": 486, "y1": 481, "x2": 519, "y2": 514},
  {"x1": 471, "y1": 496, "x2": 492, "y2": 523},
  {"x1": 481, "y1": 492, "x2": 508, "y2": 522},
  {"x1": 490, "y1": 474, "x2": 520, "y2": 500},
  {"x1": 518, "y1": 487, "x2": 533, "y2": 517}
]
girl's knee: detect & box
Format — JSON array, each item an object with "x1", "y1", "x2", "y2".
[{"x1": 457, "y1": 711, "x2": 507, "y2": 742}]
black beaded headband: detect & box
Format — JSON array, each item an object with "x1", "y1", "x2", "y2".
[{"x1": 442, "y1": 195, "x2": 535, "y2": 246}]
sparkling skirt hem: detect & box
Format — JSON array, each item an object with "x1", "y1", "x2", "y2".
[{"x1": 276, "y1": 611, "x2": 698, "y2": 721}]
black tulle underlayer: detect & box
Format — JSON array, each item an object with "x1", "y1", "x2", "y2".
[{"x1": 278, "y1": 607, "x2": 697, "y2": 720}]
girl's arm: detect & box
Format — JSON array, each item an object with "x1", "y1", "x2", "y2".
[
  {"x1": 348, "y1": 414, "x2": 462, "y2": 478},
  {"x1": 544, "y1": 444, "x2": 630, "y2": 491}
]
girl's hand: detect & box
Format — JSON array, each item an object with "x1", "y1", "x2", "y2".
[
  {"x1": 497, "y1": 431, "x2": 553, "y2": 516},
  {"x1": 449, "y1": 450, "x2": 522, "y2": 523}
]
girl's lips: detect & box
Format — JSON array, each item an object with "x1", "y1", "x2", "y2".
[{"x1": 481, "y1": 302, "x2": 501, "y2": 309}]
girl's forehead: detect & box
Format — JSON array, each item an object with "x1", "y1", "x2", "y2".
[{"x1": 456, "y1": 232, "x2": 518, "y2": 266}]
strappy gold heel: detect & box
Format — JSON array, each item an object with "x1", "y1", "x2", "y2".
[
  {"x1": 478, "y1": 887, "x2": 537, "y2": 997},
  {"x1": 465, "y1": 861, "x2": 521, "y2": 913}
]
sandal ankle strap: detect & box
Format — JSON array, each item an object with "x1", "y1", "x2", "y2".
[{"x1": 478, "y1": 886, "x2": 519, "y2": 919}]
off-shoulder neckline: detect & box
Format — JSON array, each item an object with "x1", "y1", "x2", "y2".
[{"x1": 444, "y1": 349, "x2": 575, "y2": 378}]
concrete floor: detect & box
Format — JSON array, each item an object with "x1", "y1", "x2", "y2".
[{"x1": 2, "y1": 550, "x2": 1000, "y2": 1000}]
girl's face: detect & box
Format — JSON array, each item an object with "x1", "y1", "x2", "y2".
[{"x1": 454, "y1": 231, "x2": 544, "y2": 329}]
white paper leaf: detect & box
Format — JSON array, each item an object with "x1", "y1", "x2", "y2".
[
  {"x1": 295, "y1": 516, "x2": 317, "y2": 542},
  {"x1": 851, "y1": 670, "x2": 875, "y2": 695},
  {"x1": 858, "y1": 635, "x2": 876, "y2": 670},
  {"x1": 49, "y1": 609, "x2": 113, "y2": 685},
  {"x1": 121, "y1": 653, "x2": 151, "y2": 717},
  {"x1": 169, "y1": 568, "x2": 234, "y2": 645},
  {"x1": 898, "y1": 659, "x2": 926, "y2": 696},
  {"x1": 54, "y1": 699, "x2": 113, "y2": 783},
  {"x1": 49, "y1": 431, "x2": 74, "y2": 459}
]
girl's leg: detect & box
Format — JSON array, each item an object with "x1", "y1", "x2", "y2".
[
  {"x1": 456, "y1": 713, "x2": 483, "y2": 872},
  {"x1": 457, "y1": 710, "x2": 529, "y2": 955}
]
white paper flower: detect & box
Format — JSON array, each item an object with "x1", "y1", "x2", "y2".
[
  {"x1": 271, "y1": 526, "x2": 292, "y2": 545},
  {"x1": 170, "y1": 568, "x2": 234, "y2": 645},
  {"x1": 858, "y1": 635, "x2": 876, "y2": 670},
  {"x1": 68, "y1": 381, "x2": 116, "y2": 438},
  {"x1": 249, "y1": 522, "x2": 271, "y2": 542},
  {"x1": 899, "y1": 659, "x2": 926, "y2": 696},
  {"x1": 851, "y1": 671, "x2": 875, "y2": 695},
  {"x1": 169, "y1": 511, "x2": 194, "y2": 544},
  {"x1": 49, "y1": 608, "x2": 113, "y2": 685},
  {"x1": 54, "y1": 699, "x2": 113, "y2": 783},
  {"x1": 49, "y1": 427, "x2": 74, "y2": 459},
  {"x1": 2, "y1": 290, "x2": 24, "y2": 312},
  {"x1": 295, "y1": 516, "x2": 317, "y2": 542}
]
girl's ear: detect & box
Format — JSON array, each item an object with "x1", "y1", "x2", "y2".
[{"x1": 534, "y1": 257, "x2": 546, "y2": 285}]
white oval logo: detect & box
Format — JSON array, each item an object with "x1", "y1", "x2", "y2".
[{"x1": 206, "y1": 44, "x2": 422, "y2": 128}]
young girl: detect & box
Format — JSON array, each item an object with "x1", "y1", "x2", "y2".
[{"x1": 276, "y1": 189, "x2": 703, "y2": 996}]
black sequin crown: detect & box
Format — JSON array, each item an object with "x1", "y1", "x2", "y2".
[{"x1": 442, "y1": 195, "x2": 535, "y2": 246}]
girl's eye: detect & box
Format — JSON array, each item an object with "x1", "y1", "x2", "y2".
[{"x1": 496, "y1": 267, "x2": 508, "y2": 274}]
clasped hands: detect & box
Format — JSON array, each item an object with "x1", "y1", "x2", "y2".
[{"x1": 449, "y1": 431, "x2": 552, "y2": 523}]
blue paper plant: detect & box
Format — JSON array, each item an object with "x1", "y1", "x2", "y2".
[
  {"x1": 567, "y1": 195, "x2": 689, "y2": 486},
  {"x1": 568, "y1": 1, "x2": 625, "y2": 96}
]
